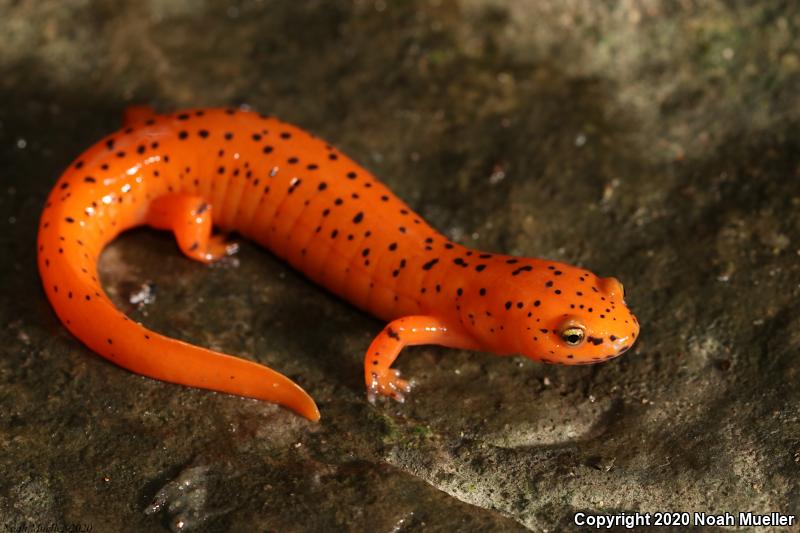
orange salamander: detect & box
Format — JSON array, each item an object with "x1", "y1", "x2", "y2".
[{"x1": 37, "y1": 106, "x2": 640, "y2": 422}]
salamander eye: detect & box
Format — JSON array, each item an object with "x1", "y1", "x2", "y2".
[{"x1": 560, "y1": 326, "x2": 585, "y2": 346}]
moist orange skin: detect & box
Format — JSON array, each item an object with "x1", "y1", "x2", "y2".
[{"x1": 37, "y1": 107, "x2": 640, "y2": 421}]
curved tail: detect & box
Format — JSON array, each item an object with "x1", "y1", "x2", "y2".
[
  {"x1": 36, "y1": 114, "x2": 320, "y2": 421},
  {"x1": 38, "y1": 215, "x2": 320, "y2": 421}
]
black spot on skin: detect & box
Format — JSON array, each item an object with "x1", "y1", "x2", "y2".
[
  {"x1": 479, "y1": 288, "x2": 486, "y2": 296},
  {"x1": 288, "y1": 157, "x2": 299, "y2": 164},
  {"x1": 555, "y1": 289, "x2": 562, "y2": 295},
  {"x1": 387, "y1": 327, "x2": 400, "y2": 341},
  {"x1": 475, "y1": 264, "x2": 486, "y2": 272},
  {"x1": 225, "y1": 132, "x2": 233, "y2": 140},
  {"x1": 545, "y1": 281, "x2": 554, "y2": 288},
  {"x1": 587, "y1": 337, "x2": 603, "y2": 346},
  {"x1": 362, "y1": 248, "x2": 370, "y2": 257},
  {"x1": 539, "y1": 329, "x2": 549, "y2": 334},
  {"x1": 280, "y1": 132, "x2": 291, "y2": 139},
  {"x1": 83, "y1": 177, "x2": 96, "y2": 183},
  {"x1": 189, "y1": 242, "x2": 199, "y2": 251},
  {"x1": 534, "y1": 300, "x2": 541, "y2": 306},
  {"x1": 609, "y1": 335, "x2": 617, "y2": 341},
  {"x1": 422, "y1": 258, "x2": 439, "y2": 270},
  {"x1": 74, "y1": 161, "x2": 84, "y2": 169},
  {"x1": 178, "y1": 131, "x2": 188, "y2": 140},
  {"x1": 136, "y1": 144, "x2": 146, "y2": 154},
  {"x1": 353, "y1": 212, "x2": 364, "y2": 224},
  {"x1": 505, "y1": 301, "x2": 512, "y2": 310},
  {"x1": 198, "y1": 129, "x2": 209, "y2": 138},
  {"x1": 380, "y1": 195, "x2": 389, "y2": 202},
  {"x1": 65, "y1": 217, "x2": 75, "y2": 223},
  {"x1": 444, "y1": 243, "x2": 454, "y2": 249},
  {"x1": 388, "y1": 242, "x2": 397, "y2": 251},
  {"x1": 512, "y1": 265, "x2": 533, "y2": 276},
  {"x1": 196, "y1": 202, "x2": 209, "y2": 215},
  {"x1": 457, "y1": 288, "x2": 463, "y2": 296},
  {"x1": 252, "y1": 133, "x2": 262, "y2": 141},
  {"x1": 347, "y1": 171, "x2": 357, "y2": 179},
  {"x1": 263, "y1": 146, "x2": 273, "y2": 154},
  {"x1": 453, "y1": 258, "x2": 468, "y2": 267},
  {"x1": 106, "y1": 139, "x2": 115, "y2": 150},
  {"x1": 177, "y1": 113, "x2": 190, "y2": 120},
  {"x1": 516, "y1": 302, "x2": 523, "y2": 309},
  {"x1": 318, "y1": 182, "x2": 328, "y2": 191},
  {"x1": 506, "y1": 259, "x2": 518, "y2": 264}
]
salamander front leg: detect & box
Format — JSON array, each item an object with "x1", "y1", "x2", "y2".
[
  {"x1": 147, "y1": 194, "x2": 238, "y2": 264},
  {"x1": 364, "y1": 315, "x2": 479, "y2": 403}
]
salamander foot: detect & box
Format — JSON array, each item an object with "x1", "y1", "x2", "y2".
[{"x1": 367, "y1": 369, "x2": 413, "y2": 404}]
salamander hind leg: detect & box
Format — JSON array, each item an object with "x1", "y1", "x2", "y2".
[
  {"x1": 147, "y1": 193, "x2": 238, "y2": 264},
  {"x1": 123, "y1": 105, "x2": 159, "y2": 127},
  {"x1": 364, "y1": 316, "x2": 479, "y2": 404}
]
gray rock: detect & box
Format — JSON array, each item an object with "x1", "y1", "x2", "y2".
[{"x1": 0, "y1": 1, "x2": 798, "y2": 531}]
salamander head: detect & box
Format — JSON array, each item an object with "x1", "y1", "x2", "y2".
[
  {"x1": 526, "y1": 271, "x2": 639, "y2": 364},
  {"x1": 459, "y1": 259, "x2": 639, "y2": 365}
]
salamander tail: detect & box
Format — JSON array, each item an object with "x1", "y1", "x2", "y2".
[{"x1": 38, "y1": 223, "x2": 319, "y2": 421}]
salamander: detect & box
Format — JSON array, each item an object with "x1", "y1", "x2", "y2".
[{"x1": 37, "y1": 106, "x2": 640, "y2": 422}]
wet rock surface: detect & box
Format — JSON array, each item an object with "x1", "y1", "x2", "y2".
[{"x1": 1, "y1": 1, "x2": 798, "y2": 531}]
